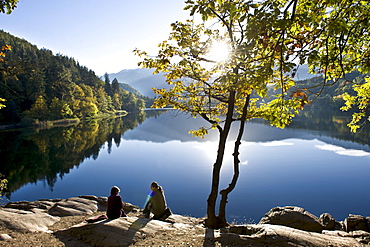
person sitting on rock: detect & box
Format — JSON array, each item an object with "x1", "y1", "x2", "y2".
[
  {"x1": 143, "y1": 181, "x2": 171, "y2": 220},
  {"x1": 107, "y1": 186, "x2": 127, "y2": 220}
]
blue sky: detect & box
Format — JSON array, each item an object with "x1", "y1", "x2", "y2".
[{"x1": 0, "y1": 0, "x2": 188, "y2": 75}]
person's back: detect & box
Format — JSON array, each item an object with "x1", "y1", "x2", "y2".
[
  {"x1": 106, "y1": 186, "x2": 126, "y2": 219},
  {"x1": 144, "y1": 182, "x2": 169, "y2": 220},
  {"x1": 149, "y1": 187, "x2": 166, "y2": 219}
]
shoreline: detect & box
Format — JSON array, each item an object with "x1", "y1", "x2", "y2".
[
  {"x1": 0, "y1": 196, "x2": 369, "y2": 246},
  {"x1": 0, "y1": 111, "x2": 130, "y2": 131}
]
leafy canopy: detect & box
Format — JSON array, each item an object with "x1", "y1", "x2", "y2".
[
  {"x1": 135, "y1": 0, "x2": 370, "y2": 228},
  {"x1": 135, "y1": 0, "x2": 370, "y2": 134},
  {"x1": 134, "y1": 4, "x2": 306, "y2": 138}
]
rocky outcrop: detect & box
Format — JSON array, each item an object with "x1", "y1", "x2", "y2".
[
  {"x1": 259, "y1": 206, "x2": 326, "y2": 232},
  {"x1": 226, "y1": 224, "x2": 370, "y2": 246},
  {"x1": 259, "y1": 206, "x2": 345, "y2": 232},
  {"x1": 0, "y1": 207, "x2": 59, "y2": 232},
  {"x1": 344, "y1": 214, "x2": 370, "y2": 232},
  {"x1": 319, "y1": 212, "x2": 341, "y2": 230},
  {"x1": 1, "y1": 198, "x2": 369, "y2": 246},
  {"x1": 57, "y1": 215, "x2": 193, "y2": 246},
  {"x1": 48, "y1": 197, "x2": 99, "y2": 216}
]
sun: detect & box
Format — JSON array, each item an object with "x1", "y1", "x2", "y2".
[{"x1": 207, "y1": 40, "x2": 230, "y2": 63}]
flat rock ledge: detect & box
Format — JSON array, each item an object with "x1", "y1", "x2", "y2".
[{"x1": 0, "y1": 197, "x2": 369, "y2": 246}]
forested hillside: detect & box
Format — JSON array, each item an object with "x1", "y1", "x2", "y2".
[
  {"x1": 105, "y1": 75, "x2": 154, "y2": 108},
  {"x1": 295, "y1": 70, "x2": 367, "y2": 113},
  {"x1": 0, "y1": 30, "x2": 145, "y2": 124}
]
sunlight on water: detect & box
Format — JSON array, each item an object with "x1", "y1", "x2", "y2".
[
  {"x1": 259, "y1": 140, "x2": 294, "y2": 146},
  {"x1": 3, "y1": 111, "x2": 370, "y2": 222}
]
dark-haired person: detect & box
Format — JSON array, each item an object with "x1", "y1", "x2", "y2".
[
  {"x1": 107, "y1": 186, "x2": 127, "y2": 220},
  {"x1": 143, "y1": 182, "x2": 171, "y2": 220}
]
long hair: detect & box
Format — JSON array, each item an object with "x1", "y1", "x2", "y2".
[
  {"x1": 110, "y1": 186, "x2": 120, "y2": 195},
  {"x1": 151, "y1": 181, "x2": 163, "y2": 193}
]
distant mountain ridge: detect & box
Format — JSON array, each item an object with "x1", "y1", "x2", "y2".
[
  {"x1": 109, "y1": 65, "x2": 316, "y2": 98},
  {"x1": 108, "y1": 69, "x2": 166, "y2": 97},
  {"x1": 118, "y1": 82, "x2": 143, "y2": 97}
]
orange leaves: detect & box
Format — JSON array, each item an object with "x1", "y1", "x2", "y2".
[
  {"x1": 1, "y1": 45, "x2": 12, "y2": 51},
  {"x1": 0, "y1": 44, "x2": 12, "y2": 62},
  {"x1": 290, "y1": 89, "x2": 310, "y2": 110}
]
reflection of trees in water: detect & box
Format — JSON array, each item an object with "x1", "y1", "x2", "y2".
[
  {"x1": 2, "y1": 109, "x2": 368, "y2": 197},
  {"x1": 0, "y1": 112, "x2": 146, "y2": 196},
  {"x1": 289, "y1": 111, "x2": 370, "y2": 147},
  {"x1": 144, "y1": 109, "x2": 172, "y2": 119}
]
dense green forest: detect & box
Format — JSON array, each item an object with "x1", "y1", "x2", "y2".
[
  {"x1": 0, "y1": 30, "x2": 147, "y2": 125},
  {"x1": 295, "y1": 70, "x2": 367, "y2": 114}
]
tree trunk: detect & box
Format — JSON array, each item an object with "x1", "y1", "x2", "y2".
[
  {"x1": 218, "y1": 95, "x2": 250, "y2": 226},
  {"x1": 205, "y1": 91, "x2": 236, "y2": 229}
]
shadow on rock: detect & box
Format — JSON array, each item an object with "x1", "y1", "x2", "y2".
[{"x1": 54, "y1": 217, "x2": 155, "y2": 246}]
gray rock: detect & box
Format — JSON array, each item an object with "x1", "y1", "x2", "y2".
[
  {"x1": 224, "y1": 224, "x2": 366, "y2": 246},
  {"x1": 48, "y1": 197, "x2": 98, "y2": 216},
  {"x1": 0, "y1": 234, "x2": 12, "y2": 241},
  {"x1": 319, "y1": 212, "x2": 343, "y2": 230},
  {"x1": 344, "y1": 214, "x2": 369, "y2": 232},
  {"x1": 79, "y1": 195, "x2": 108, "y2": 211},
  {"x1": 123, "y1": 202, "x2": 140, "y2": 213},
  {"x1": 258, "y1": 206, "x2": 324, "y2": 232},
  {"x1": 4, "y1": 199, "x2": 59, "y2": 211},
  {"x1": 0, "y1": 208, "x2": 59, "y2": 232}
]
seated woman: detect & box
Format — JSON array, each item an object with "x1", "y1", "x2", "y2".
[
  {"x1": 143, "y1": 182, "x2": 170, "y2": 220},
  {"x1": 106, "y1": 186, "x2": 127, "y2": 220}
]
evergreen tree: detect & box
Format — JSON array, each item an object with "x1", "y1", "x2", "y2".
[
  {"x1": 104, "y1": 72, "x2": 112, "y2": 97},
  {"x1": 0, "y1": 31, "x2": 145, "y2": 123},
  {"x1": 8, "y1": 99, "x2": 19, "y2": 122},
  {"x1": 111, "y1": 78, "x2": 120, "y2": 94}
]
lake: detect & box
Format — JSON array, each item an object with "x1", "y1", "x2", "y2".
[{"x1": 1, "y1": 110, "x2": 369, "y2": 223}]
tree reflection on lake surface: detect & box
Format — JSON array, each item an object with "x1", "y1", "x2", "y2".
[{"x1": 1, "y1": 110, "x2": 369, "y2": 222}]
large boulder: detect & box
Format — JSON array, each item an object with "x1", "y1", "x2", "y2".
[
  {"x1": 48, "y1": 197, "x2": 98, "y2": 216},
  {"x1": 4, "y1": 199, "x2": 61, "y2": 211},
  {"x1": 0, "y1": 207, "x2": 59, "y2": 232},
  {"x1": 259, "y1": 206, "x2": 324, "y2": 232},
  {"x1": 344, "y1": 214, "x2": 370, "y2": 232},
  {"x1": 78, "y1": 195, "x2": 108, "y2": 211},
  {"x1": 225, "y1": 224, "x2": 367, "y2": 246},
  {"x1": 319, "y1": 212, "x2": 343, "y2": 230}
]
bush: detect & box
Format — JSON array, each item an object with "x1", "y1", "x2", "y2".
[{"x1": 19, "y1": 117, "x2": 39, "y2": 127}]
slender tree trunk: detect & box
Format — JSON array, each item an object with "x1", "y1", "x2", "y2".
[
  {"x1": 206, "y1": 90, "x2": 236, "y2": 229},
  {"x1": 218, "y1": 95, "x2": 250, "y2": 226}
]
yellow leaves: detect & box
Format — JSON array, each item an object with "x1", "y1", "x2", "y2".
[
  {"x1": 188, "y1": 127, "x2": 208, "y2": 139},
  {"x1": 0, "y1": 45, "x2": 11, "y2": 62},
  {"x1": 0, "y1": 98, "x2": 6, "y2": 109},
  {"x1": 340, "y1": 93, "x2": 355, "y2": 111},
  {"x1": 133, "y1": 0, "x2": 370, "y2": 136},
  {"x1": 1, "y1": 45, "x2": 12, "y2": 51},
  {"x1": 340, "y1": 78, "x2": 370, "y2": 132},
  {"x1": 0, "y1": 174, "x2": 7, "y2": 196}
]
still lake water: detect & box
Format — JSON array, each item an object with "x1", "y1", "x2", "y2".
[{"x1": 1, "y1": 110, "x2": 370, "y2": 223}]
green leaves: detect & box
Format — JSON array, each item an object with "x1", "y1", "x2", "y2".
[
  {"x1": 341, "y1": 78, "x2": 370, "y2": 132},
  {"x1": 0, "y1": 0, "x2": 18, "y2": 14},
  {"x1": 135, "y1": 0, "x2": 370, "y2": 135}
]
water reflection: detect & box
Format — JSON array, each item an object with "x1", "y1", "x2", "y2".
[
  {"x1": 1, "y1": 110, "x2": 369, "y2": 222},
  {"x1": 0, "y1": 112, "x2": 146, "y2": 195}
]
